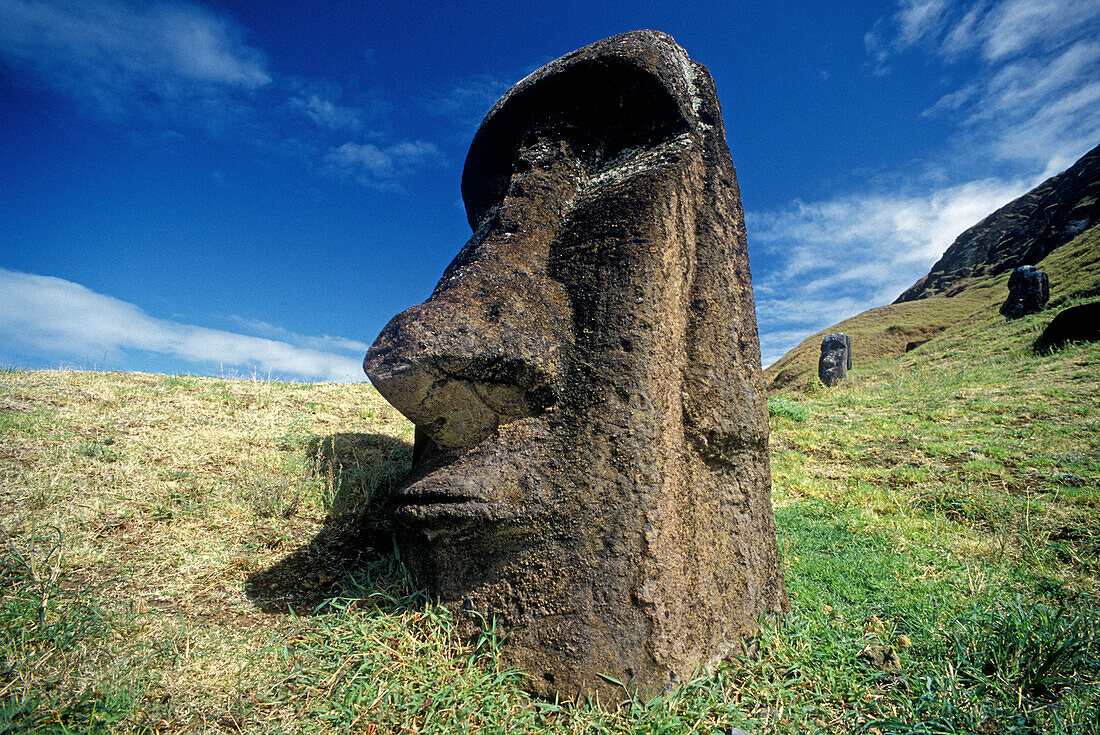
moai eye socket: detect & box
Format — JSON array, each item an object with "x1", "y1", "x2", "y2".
[{"x1": 462, "y1": 56, "x2": 692, "y2": 232}]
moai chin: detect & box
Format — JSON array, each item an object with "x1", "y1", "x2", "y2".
[{"x1": 364, "y1": 30, "x2": 787, "y2": 703}]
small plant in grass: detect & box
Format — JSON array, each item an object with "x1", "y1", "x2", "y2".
[
  {"x1": 248, "y1": 478, "x2": 303, "y2": 519},
  {"x1": 0, "y1": 531, "x2": 166, "y2": 733},
  {"x1": 768, "y1": 395, "x2": 808, "y2": 422},
  {"x1": 305, "y1": 433, "x2": 412, "y2": 517},
  {"x1": 78, "y1": 440, "x2": 122, "y2": 463},
  {"x1": 160, "y1": 375, "x2": 195, "y2": 390},
  {"x1": 275, "y1": 416, "x2": 316, "y2": 452},
  {"x1": 873, "y1": 597, "x2": 1100, "y2": 734}
]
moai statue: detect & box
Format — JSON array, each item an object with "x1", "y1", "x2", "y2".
[
  {"x1": 364, "y1": 30, "x2": 787, "y2": 703},
  {"x1": 1000, "y1": 265, "x2": 1049, "y2": 319},
  {"x1": 818, "y1": 333, "x2": 852, "y2": 387}
]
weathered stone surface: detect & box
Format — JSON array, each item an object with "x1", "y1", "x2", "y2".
[
  {"x1": 818, "y1": 333, "x2": 851, "y2": 387},
  {"x1": 363, "y1": 30, "x2": 786, "y2": 702},
  {"x1": 1035, "y1": 302, "x2": 1100, "y2": 352},
  {"x1": 857, "y1": 645, "x2": 902, "y2": 673},
  {"x1": 1000, "y1": 265, "x2": 1050, "y2": 319}
]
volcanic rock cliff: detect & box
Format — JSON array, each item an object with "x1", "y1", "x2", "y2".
[{"x1": 895, "y1": 144, "x2": 1100, "y2": 303}]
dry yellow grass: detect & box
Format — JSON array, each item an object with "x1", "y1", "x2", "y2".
[{"x1": 0, "y1": 370, "x2": 413, "y2": 731}]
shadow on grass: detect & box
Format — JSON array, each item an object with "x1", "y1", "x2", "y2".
[{"x1": 245, "y1": 432, "x2": 417, "y2": 615}]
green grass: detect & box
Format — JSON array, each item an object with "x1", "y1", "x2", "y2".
[
  {"x1": 757, "y1": 275, "x2": 1100, "y2": 731},
  {"x1": 0, "y1": 529, "x2": 167, "y2": 733},
  {"x1": 1, "y1": 257, "x2": 1099, "y2": 731},
  {"x1": 768, "y1": 396, "x2": 808, "y2": 423}
]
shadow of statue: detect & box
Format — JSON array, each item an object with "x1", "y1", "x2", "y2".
[{"x1": 245, "y1": 432, "x2": 417, "y2": 615}]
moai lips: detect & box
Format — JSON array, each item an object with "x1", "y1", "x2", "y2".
[{"x1": 364, "y1": 30, "x2": 787, "y2": 703}]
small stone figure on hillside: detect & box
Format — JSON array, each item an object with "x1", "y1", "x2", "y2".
[
  {"x1": 1000, "y1": 265, "x2": 1049, "y2": 319},
  {"x1": 818, "y1": 333, "x2": 851, "y2": 387},
  {"x1": 363, "y1": 31, "x2": 787, "y2": 703}
]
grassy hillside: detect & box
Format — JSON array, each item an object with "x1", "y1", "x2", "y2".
[
  {"x1": 764, "y1": 222, "x2": 1100, "y2": 392},
  {"x1": 2, "y1": 298, "x2": 1099, "y2": 732}
]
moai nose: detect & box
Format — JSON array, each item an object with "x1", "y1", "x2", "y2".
[{"x1": 364, "y1": 138, "x2": 587, "y2": 452}]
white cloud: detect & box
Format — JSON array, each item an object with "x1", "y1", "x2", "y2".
[
  {"x1": 0, "y1": 268, "x2": 363, "y2": 382},
  {"x1": 226, "y1": 315, "x2": 370, "y2": 354},
  {"x1": 749, "y1": 176, "x2": 1032, "y2": 366},
  {"x1": 0, "y1": 0, "x2": 270, "y2": 126},
  {"x1": 864, "y1": 0, "x2": 952, "y2": 73},
  {"x1": 896, "y1": 0, "x2": 950, "y2": 47},
  {"x1": 940, "y1": 1, "x2": 988, "y2": 59},
  {"x1": 966, "y1": 0, "x2": 1097, "y2": 62},
  {"x1": 325, "y1": 140, "x2": 442, "y2": 189},
  {"x1": 289, "y1": 93, "x2": 362, "y2": 131}
]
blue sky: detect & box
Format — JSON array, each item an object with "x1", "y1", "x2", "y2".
[{"x1": 2, "y1": 0, "x2": 1098, "y2": 380}]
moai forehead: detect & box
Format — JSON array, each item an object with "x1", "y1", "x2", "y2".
[{"x1": 364, "y1": 30, "x2": 786, "y2": 704}]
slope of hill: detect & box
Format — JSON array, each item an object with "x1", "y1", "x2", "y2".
[
  {"x1": 765, "y1": 143, "x2": 1100, "y2": 393},
  {"x1": 3, "y1": 290, "x2": 1099, "y2": 732},
  {"x1": 4, "y1": 147, "x2": 1100, "y2": 730},
  {"x1": 896, "y1": 143, "x2": 1100, "y2": 302},
  {"x1": 765, "y1": 219, "x2": 1100, "y2": 392}
]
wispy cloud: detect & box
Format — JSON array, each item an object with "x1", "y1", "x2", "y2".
[
  {"x1": 896, "y1": 0, "x2": 950, "y2": 48},
  {"x1": 225, "y1": 315, "x2": 370, "y2": 355},
  {"x1": 870, "y1": 0, "x2": 1100, "y2": 170},
  {"x1": 750, "y1": 176, "x2": 1032, "y2": 366},
  {"x1": 865, "y1": 0, "x2": 952, "y2": 73},
  {"x1": 0, "y1": 268, "x2": 363, "y2": 382},
  {"x1": 0, "y1": 0, "x2": 270, "y2": 129},
  {"x1": 758, "y1": 0, "x2": 1099, "y2": 366},
  {"x1": 286, "y1": 78, "x2": 367, "y2": 132},
  {"x1": 325, "y1": 141, "x2": 443, "y2": 190},
  {"x1": 422, "y1": 73, "x2": 515, "y2": 138},
  {"x1": 288, "y1": 93, "x2": 363, "y2": 131},
  {"x1": 941, "y1": 0, "x2": 1098, "y2": 62}
]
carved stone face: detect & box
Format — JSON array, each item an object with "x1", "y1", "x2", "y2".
[
  {"x1": 1000, "y1": 265, "x2": 1049, "y2": 319},
  {"x1": 364, "y1": 30, "x2": 786, "y2": 703},
  {"x1": 818, "y1": 333, "x2": 852, "y2": 387}
]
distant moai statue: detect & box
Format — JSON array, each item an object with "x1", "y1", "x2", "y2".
[
  {"x1": 818, "y1": 333, "x2": 851, "y2": 387},
  {"x1": 1000, "y1": 265, "x2": 1049, "y2": 319}
]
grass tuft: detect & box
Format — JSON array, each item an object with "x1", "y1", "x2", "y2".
[
  {"x1": 768, "y1": 395, "x2": 808, "y2": 423},
  {"x1": 0, "y1": 529, "x2": 166, "y2": 733}
]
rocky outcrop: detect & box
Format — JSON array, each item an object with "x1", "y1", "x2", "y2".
[
  {"x1": 818, "y1": 333, "x2": 851, "y2": 387},
  {"x1": 364, "y1": 30, "x2": 786, "y2": 703},
  {"x1": 1035, "y1": 302, "x2": 1100, "y2": 352},
  {"x1": 896, "y1": 144, "x2": 1100, "y2": 303},
  {"x1": 1000, "y1": 265, "x2": 1049, "y2": 319},
  {"x1": 858, "y1": 644, "x2": 902, "y2": 673}
]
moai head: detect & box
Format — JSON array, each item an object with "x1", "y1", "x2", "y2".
[
  {"x1": 1000, "y1": 265, "x2": 1050, "y2": 319},
  {"x1": 818, "y1": 333, "x2": 851, "y2": 387},
  {"x1": 364, "y1": 30, "x2": 786, "y2": 703}
]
